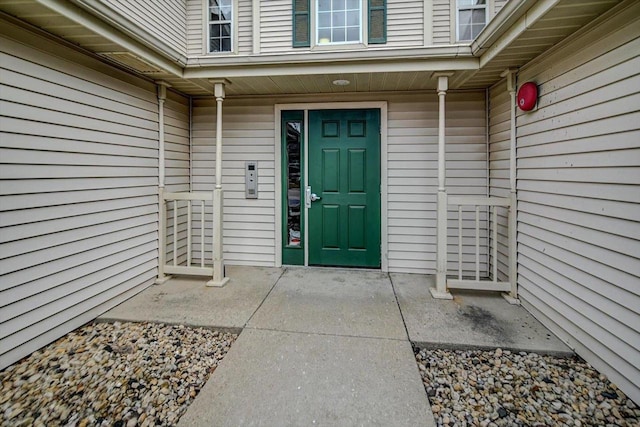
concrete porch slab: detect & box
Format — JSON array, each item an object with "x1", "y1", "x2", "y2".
[
  {"x1": 246, "y1": 268, "x2": 407, "y2": 340},
  {"x1": 178, "y1": 328, "x2": 435, "y2": 427},
  {"x1": 391, "y1": 273, "x2": 573, "y2": 355},
  {"x1": 98, "y1": 266, "x2": 283, "y2": 330}
]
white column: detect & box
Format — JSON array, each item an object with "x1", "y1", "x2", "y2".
[
  {"x1": 502, "y1": 69, "x2": 519, "y2": 304},
  {"x1": 252, "y1": 0, "x2": 261, "y2": 54},
  {"x1": 207, "y1": 80, "x2": 230, "y2": 287},
  {"x1": 431, "y1": 73, "x2": 454, "y2": 300},
  {"x1": 156, "y1": 81, "x2": 172, "y2": 285}
]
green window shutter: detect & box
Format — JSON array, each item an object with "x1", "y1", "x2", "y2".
[
  {"x1": 293, "y1": 0, "x2": 310, "y2": 47},
  {"x1": 368, "y1": 0, "x2": 386, "y2": 44}
]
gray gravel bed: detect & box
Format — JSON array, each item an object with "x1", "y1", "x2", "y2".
[
  {"x1": 415, "y1": 347, "x2": 639, "y2": 427},
  {"x1": 1, "y1": 322, "x2": 237, "y2": 427}
]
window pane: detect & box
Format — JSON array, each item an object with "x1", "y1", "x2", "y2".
[
  {"x1": 318, "y1": 12, "x2": 330, "y2": 28},
  {"x1": 211, "y1": 24, "x2": 221, "y2": 37},
  {"x1": 210, "y1": 39, "x2": 221, "y2": 52},
  {"x1": 210, "y1": 9, "x2": 221, "y2": 21},
  {"x1": 459, "y1": 25, "x2": 472, "y2": 40},
  {"x1": 333, "y1": 27, "x2": 345, "y2": 42},
  {"x1": 459, "y1": 10, "x2": 472, "y2": 26},
  {"x1": 333, "y1": 11, "x2": 345, "y2": 26},
  {"x1": 347, "y1": 0, "x2": 359, "y2": 9},
  {"x1": 346, "y1": 27, "x2": 359, "y2": 41},
  {"x1": 222, "y1": 38, "x2": 231, "y2": 51},
  {"x1": 220, "y1": 6, "x2": 232, "y2": 20},
  {"x1": 285, "y1": 121, "x2": 302, "y2": 247},
  {"x1": 347, "y1": 10, "x2": 359, "y2": 26},
  {"x1": 318, "y1": 28, "x2": 331, "y2": 43},
  {"x1": 318, "y1": 0, "x2": 331, "y2": 11},
  {"x1": 221, "y1": 23, "x2": 231, "y2": 36},
  {"x1": 332, "y1": 0, "x2": 345, "y2": 10},
  {"x1": 472, "y1": 9, "x2": 485, "y2": 24}
]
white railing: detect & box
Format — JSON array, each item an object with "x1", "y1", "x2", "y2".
[
  {"x1": 158, "y1": 191, "x2": 213, "y2": 279},
  {"x1": 446, "y1": 196, "x2": 512, "y2": 293}
]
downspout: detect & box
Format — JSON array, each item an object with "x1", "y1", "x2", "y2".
[
  {"x1": 502, "y1": 68, "x2": 519, "y2": 304},
  {"x1": 156, "y1": 81, "x2": 171, "y2": 285},
  {"x1": 485, "y1": 87, "x2": 491, "y2": 279}
]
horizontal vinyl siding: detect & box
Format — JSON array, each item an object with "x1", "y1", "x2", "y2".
[
  {"x1": 515, "y1": 7, "x2": 640, "y2": 403},
  {"x1": 488, "y1": 80, "x2": 510, "y2": 281},
  {"x1": 386, "y1": 0, "x2": 423, "y2": 47},
  {"x1": 104, "y1": 0, "x2": 187, "y2": 55},
  {"x1": 260, "y1": 0, "x2": 291, "y2": 54},
  {"x1": 387, "y1": 92, "x2": 488, "y2": 274},
  {"x1": 238, "y1": 0, "x2": 253, "y2": 55},
  {"x1": 164, "y1": 92, "x2": 191, "y2": 266},
  {"x1": 0, "y1": 25, "x2": 165, "y2": 368},
  {"x1": 191, "y1": 98, "x2": 276, "y2": 266},
  {"x1": 187, "y1": 0, "x2": 204, "y2": 56},
  {"x1": 432, "y1": 0, "x2": 451, "y2": 45}
]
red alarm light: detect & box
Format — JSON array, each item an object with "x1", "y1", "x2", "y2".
[{"x1": 517, "y1": 82, "x2": 538, "y2": 111}]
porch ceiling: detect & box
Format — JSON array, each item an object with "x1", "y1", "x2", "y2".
[{"x1": 0, "y1": 0, "x2": 625, "y2": 96}]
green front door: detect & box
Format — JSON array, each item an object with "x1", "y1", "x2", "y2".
[{"x1": 308, "y1": 109, "x2": 381, "y2": 268}]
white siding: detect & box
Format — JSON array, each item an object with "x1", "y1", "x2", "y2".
[
  {"x1": 187, "y1": 0, "x2": 204, "y2": 56},
  {"x1": 493, "y1": 0, "x2": 508, "y2": 16},
  {"x1": 104, "y1": 0, "x2": 187, "y2": 55},
  {"x1": 386, "y1": 0, "x2": 424, "y2": 47},
  {"x1": 191, "y1": 98, "x2": 276, "y2": 266},
  {"x1": 0, "y1": 23, "x2": 180, "y2": 369},
  {"x1": 488, "y1": 80, "x2": 510, "y2": 281},
  {"x1": 514, "y1": 9, "x2": 640, "y2": 402},
  {"x1": 238, "y1": 0, "x2": 253, "y2": 55},
  {"x1": 388, "y1": 92, "x2": 488, "y2": 274},
  {"x1": 260, "y1": 0, "x2": 291, "y2": 54},
  {"x1": 191, "y1": 91, "x2": 487, "y2": 273},
  {"x1": 164, "y1": 92, "x2": 192, "y2": 266},
  {"x1": 432, "y1": 0, "x2": 451, "y2": 45}
]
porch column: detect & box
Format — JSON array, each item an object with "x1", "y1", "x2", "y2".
[
  {"x1": 156, "y1": 81, "x2": 172, "y2": 285},
  {"x1": 207, "y1": 80, "x2": 231, "y2": 287},
  {"x1": 503, "y1": 69, "x2": 519, "y2": 303},
  {"x1": 431, "y1": 72, "x2": 454, "y2": 300}
]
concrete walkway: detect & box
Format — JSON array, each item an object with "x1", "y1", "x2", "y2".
[{"x1": 99, "y1": 266, "x2": 571, "y2": 426}]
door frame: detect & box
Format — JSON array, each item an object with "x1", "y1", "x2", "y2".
[{"x1": 275, "y1": 101, "x2": 389, "y2": 271}]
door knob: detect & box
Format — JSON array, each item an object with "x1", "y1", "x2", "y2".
[{"x1": 310, "y1": 193, "x2": 321, "y2": 202}]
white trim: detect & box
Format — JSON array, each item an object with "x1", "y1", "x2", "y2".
[{"x1": 274, "y1": 101, "x2": 389, "y2": 271}]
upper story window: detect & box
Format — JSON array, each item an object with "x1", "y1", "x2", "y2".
[
  {"x1": 293, "y1": 0, "x2": 386, "y2": 48},
  {"x1": 208, "y1": 0, "x2": 232, "y2": 53},
  {"x1": 317, "y1": 0, "x2": 361, "y2": 45},
  {"x1": 457, "y1": 0, "x2": 487, "y2": 41}
]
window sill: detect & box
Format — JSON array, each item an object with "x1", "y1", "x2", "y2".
[{"x1": 311, "y1": 43, "x2": 368, "y2": 52}]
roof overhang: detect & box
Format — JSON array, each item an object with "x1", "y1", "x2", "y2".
[{"x1": 0, "y1": 0, "x2": 626, "y2": 95}]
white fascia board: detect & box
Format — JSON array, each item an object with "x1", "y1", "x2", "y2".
[
  {"x1": 36, "y1": 0, "x2": 184, "y2": 76},
  {"x1": 184, "y1": 57, "x2": 478, "y2": 79},
  {"x1": 473, "y1": 0, "x2": 561, "y2": 68}
]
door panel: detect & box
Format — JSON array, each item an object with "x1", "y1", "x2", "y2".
[{"x1": 308, "y1": 109, "x2": 381, "y2": 267}]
